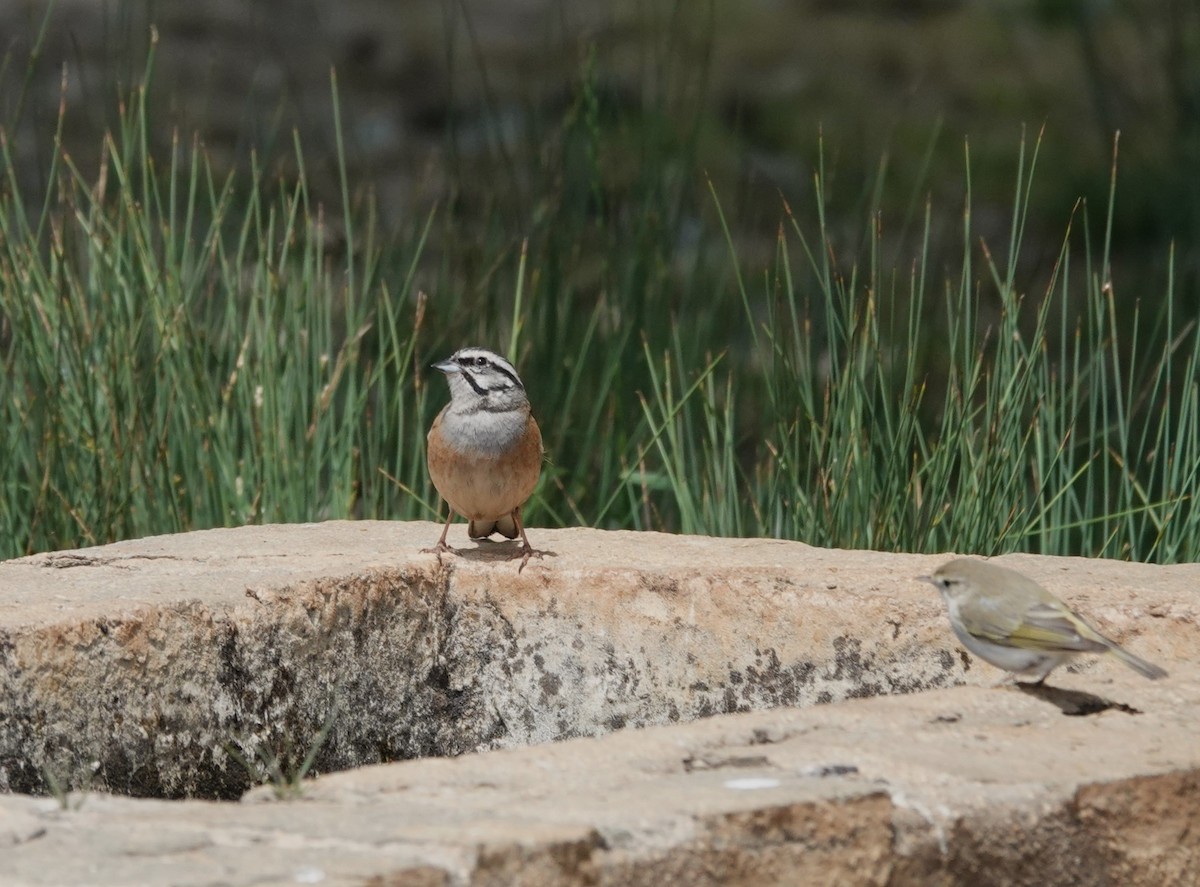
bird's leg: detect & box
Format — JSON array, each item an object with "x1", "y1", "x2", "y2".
[
  {"x1": 1017, "y1": 661, "x2": 1057, "y2": 687},
  {"x1": 509, "y1": 507, "x2": 544, "y2": 573},
  {"x1": 422, "y1": 509, "x2": 457, "y2": 557}
]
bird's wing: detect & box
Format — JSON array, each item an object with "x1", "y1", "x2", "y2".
[
  {"x1": 956, "y1": 592, "x2": 1024, "y2": 644},
  {"x1": 961, "y1": 597, "x2": 1108, "y2": 653}
]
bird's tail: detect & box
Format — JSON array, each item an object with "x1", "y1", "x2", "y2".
[{"x1": 1106, "y1": 640, "x2": 1168, "y2": 680}]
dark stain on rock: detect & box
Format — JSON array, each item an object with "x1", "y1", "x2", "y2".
[
  {"x1": 97, "y1": 742, "x2": 165, "y2": 799},
  {"x1": 830, "y1": 636, "x2": 867, "y2": 682},
  {"x1": 827, "y1": 636, "x2": 891, "y2": 699},
  {"x1": 749, "y1": 727, "x2": 777, "y2": 745},
  {"x1": 540, "y1": 672, "x2": 562, "y2": 698},
  {"x1": 938, "y1": 649, "x2": 956, "y2": 672},
  {"x1": 216, "y1": 622, "x2": 256, "y2": 710},
  {"x1": 722, "y1": 686, "x2": 750, "y2": 714},
  {"x1": 195, "y1": 746, "x2": 254, "y2": 800},
  {"x1": 642, "y1": 576, "x2": 681, "y2": 597},
  {"x1": 845, "y1": 681, "x2": 884, "y2": 699},
  {"x1": 730, "y1": 648, "x2": 819, "y2": 709}
]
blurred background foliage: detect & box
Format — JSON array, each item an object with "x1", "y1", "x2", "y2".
[
  {"x1": 2, "y1": 0, "x2": 1199, "y2": 560},
  {"x1": 4, "y1": 1, "x2": 1197, "y2": 280}
]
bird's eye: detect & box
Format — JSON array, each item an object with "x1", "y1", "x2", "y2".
[{"x1": 475, "y1": 356, "x2": 488, "y2": 367}]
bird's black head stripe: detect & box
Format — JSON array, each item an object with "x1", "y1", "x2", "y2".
[
  {"x1": 455, "y1": 353, "x2": 523, "y2": 391},
  {"x1": 460, "y1": 369, "x2": 489, "y2": 396},
  {"x1": 488, "y1": 361, "x2": 522, "y2": 389}
]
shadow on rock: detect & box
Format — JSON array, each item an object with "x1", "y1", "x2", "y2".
[
  {"x1": 431, "y1": 541, "x2": 560, "y2": 569},
  {"x1": 1014, "y1": 682, "x2": 1142, "y2": 717}
]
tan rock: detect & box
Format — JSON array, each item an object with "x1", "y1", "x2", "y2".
[{"x1": 0, "y1": 522, "x2": 1197, "y2": 885}]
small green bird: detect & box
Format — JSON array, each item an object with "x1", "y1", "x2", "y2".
[{"x1": 923, "y1": 558, "x2": 1167, "y2": 684}]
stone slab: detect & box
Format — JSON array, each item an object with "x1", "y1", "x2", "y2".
[
  {"x1": 1, "y1": 522, "x2": 1198, "y2": 884},
  {"x1": 1, "y1": 675, "x2": 1198, "y2": 885}
]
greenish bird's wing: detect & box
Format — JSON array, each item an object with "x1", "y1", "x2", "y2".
[
  {"x1": 956, "y1": 591, "x2": 1024, "y2": 645},
  {"x1": 1009, "y1": 602, "x2": 1109, "y2": 652},
  {"x1": 960, "y1": 595, "x2": 1108, "y2": 653}
]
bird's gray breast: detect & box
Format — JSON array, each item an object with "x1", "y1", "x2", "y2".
[{"x1": 439, "y1": 405, "x2": 528, "y2": 454}]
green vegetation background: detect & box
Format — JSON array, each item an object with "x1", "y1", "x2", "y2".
[{"x1": 3, "y1": 1, "x2": 1200, "y2": 563}]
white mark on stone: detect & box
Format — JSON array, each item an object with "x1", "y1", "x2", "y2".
[
  {"x1": 723, "y1": 777, "x2": 781, "y2": 791},
  {"x1": 293, "y1": 866, "x2": 326, "y2": 883},
  {"x1": 889, "y1": 788, "x2": 949, "y2": 856}
]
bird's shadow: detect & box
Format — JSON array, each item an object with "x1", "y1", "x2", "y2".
[
  {"x1": 1013, "y1": 682, "x2": 1142, "y2": 716},
  {"x1": 444, "y1": 539, "x2": 558, "y2": 565}
]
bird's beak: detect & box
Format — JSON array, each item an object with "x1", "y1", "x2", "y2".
[
  {"x1": 915, "y1": 574, "x2": 933, "y2": 584},
  {"x1": 432, "y1": 358, "x2": 460, "y2": 374}
]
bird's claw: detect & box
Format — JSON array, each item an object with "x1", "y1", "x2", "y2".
[{"x1": 513, "y1": 545, "x2": 544, "y2": 573}]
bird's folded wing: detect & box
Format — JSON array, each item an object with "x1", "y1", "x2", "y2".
[{"x1": 963, "y1": 600, "x2": 1107, "y2": 652}]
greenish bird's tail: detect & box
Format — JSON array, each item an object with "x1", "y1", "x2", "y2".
[{"x1": 1105, "y1": 640, "x2": 1168, "y2": 680}]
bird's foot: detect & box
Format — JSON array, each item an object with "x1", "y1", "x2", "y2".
[
  {"x1": 512, "y1": 544, "x2": 544, "y2": 573},
  {"x1": 421, "y1": 542, "x2": 457, "y2": 563}
]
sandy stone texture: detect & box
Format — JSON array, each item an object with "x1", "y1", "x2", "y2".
[{"x1": 0, "y1": 522, "x2": 1197, "y2": 884}]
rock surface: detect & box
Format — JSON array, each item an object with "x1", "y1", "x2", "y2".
[
  {"x1": 1, "y1": 522, "x2": 1198, "y2": 884},
  {"x1": 1, "y1": 673, "x2": 1198, "y2": 886}
]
